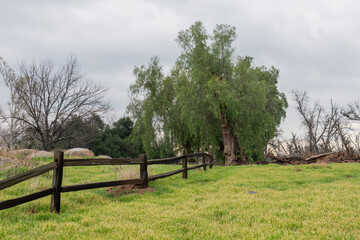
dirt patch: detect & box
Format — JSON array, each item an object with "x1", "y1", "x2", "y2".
[{"x1": 105, "y1": 184, "x2": 156, "y2": 196}]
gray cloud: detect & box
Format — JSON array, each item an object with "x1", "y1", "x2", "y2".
[{"x1": 1, "y1": 0, "x2": 360, "y2": 137}]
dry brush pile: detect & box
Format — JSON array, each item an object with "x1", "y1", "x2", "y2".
[{"x1": 266, "y1": 151, "x2": 360, "y2": 165}]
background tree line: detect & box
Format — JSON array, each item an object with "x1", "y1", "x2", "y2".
[
  {"x1": 2, "y1": 22, "x2": 356, "y2": 163},
  {"x1": 0, "y1": 22, "x2": 288, "y2": 164}
]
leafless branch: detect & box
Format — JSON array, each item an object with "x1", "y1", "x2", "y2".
[{"x1": 0, "y1": 56, "x2": 109, "y2": 150}]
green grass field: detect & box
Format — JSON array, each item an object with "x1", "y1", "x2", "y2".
[{"x1": 1, "y1": 159, "x2": 360, "y2": 239}]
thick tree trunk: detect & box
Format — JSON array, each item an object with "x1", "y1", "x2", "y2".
[{"x1": 219, "y1": 113, "x2": 238, "y2": 165}]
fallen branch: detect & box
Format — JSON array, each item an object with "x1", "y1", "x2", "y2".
[{"x1": 304, "y1": 152, "x2": 335, "y2": 162}]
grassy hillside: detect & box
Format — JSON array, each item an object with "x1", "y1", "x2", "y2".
[{"x1": 1, "y1": 160, "x2": 360, "y2": 239}]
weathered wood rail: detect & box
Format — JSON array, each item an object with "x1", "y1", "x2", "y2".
[{"x1": 0, "y1": 151, "x2": 213, "y2": 213}]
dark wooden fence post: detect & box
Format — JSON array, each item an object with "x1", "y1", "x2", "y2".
[
  {"x1": 140, "y1": 154, "x2": 148, "y2": 188},
  {"x1": 182, "y1": 149, "x2": 188, "y2": 179},
  {"x1": 202, "y1": 153, "x2": 206, "y2": 171},
  {"x1": 51, "y1": 151, "x2": 64, "y2": 213},
  {"x1": 210, "y1": 155, "x2": 213, "y2": 169}
]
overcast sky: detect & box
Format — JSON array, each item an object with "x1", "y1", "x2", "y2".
[{"x1": 1, "y1": 0, "x2": 360, "y2": 138}]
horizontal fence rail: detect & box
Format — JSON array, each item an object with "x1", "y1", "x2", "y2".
[
  {"x1": 0, "y1": 151, "x2": 214, "y2": 213},
  {"x1": 62, "y1": 179, "x2": 144, "y2": 193},
  {"x1": 0, "y1": 188, "x2": 55, "y2": 211},
  {"x1": 187, "y1": 163, "x2": 206, "y2": 171},
  {"x1": 147, "y1": 156, "x2": 184, "y2": 165},
  {"x1": 148, "y1": 168, "x2": 185, "y2": 181},
  {"x1": 0, "y1": 162, "x2": 57, "y2": 191},
  {"x1": 64, "y1": 158, "x2": 143, "y2": 167}
]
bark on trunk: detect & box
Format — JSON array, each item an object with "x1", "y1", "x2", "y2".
[{"x1": 219, "y1": 113, "x2": 238, "y2": 165}]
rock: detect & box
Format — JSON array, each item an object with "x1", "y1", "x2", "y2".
[
  {"x1": 64, "y1": 148, "x2": 94, "y2": 157},
  {"x1": 98, "y1": 155, "x2": 112, "y2": 159}
]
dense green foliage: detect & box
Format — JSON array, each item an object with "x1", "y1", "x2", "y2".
[
  {"x1": 1, "y1": 160, "x2": 360, "y2": 239},
  {"x1": 128, "y1": 22, "x2": 287, "y2": 162},
  {"x1": 92, "y1": 117, "x2": 143, "y2": 158}
]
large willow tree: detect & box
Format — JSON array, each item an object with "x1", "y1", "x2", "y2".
[{"x1": 128, "y1": 22, "x2": 287, "y2": 165}]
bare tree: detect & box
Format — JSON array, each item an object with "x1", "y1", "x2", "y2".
[
  {"x1": 292, "y1": 90, "x2": 357, "y2": 156},
  {"x1": 317, "y1": 101, "x2": 343, "y2": 153},
  {"x1": 0, "y1": 105, "x2": 26, "y2": 150},
  {"x1": 0, "y1": 56, "x2": 109, "y2": 150},
  {"x1": 292, "y1": 90, "x2": 328, "y2": 153},
  {"x1": 342, "y1": 101, "x2": 360, "y2": 154},
  {"x1": 267, "y1": 129, "x2": 288, "y2": 155},
  {"x1": 291, "y1": 90, "x2": 351, "y2": 154},
  {"x1": 0, "y1": 57, "x2": 27, "y2": 149},
  {"x1": 267, "y1": 91, "x2": 356, "y2": 158},
  {"x1": 342, "y1": 101, "x2": 360, "y2": 121},
  {"x1": 334, "y1": 121, "x2": 352, "y2": 155},
  {"x1": 351, "y1": 134, "x2": 360, "y2": 153},
  {"x1": 287, "y1": 133, "x2": 304, "y2": 156}
]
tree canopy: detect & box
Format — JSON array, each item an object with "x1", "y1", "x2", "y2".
[
  {"x1": 92, "y1": 117, "x2": 143, "y2": 158},
  {"x1": 128, "y1": 22, "x2": 287, "y2": 164}
]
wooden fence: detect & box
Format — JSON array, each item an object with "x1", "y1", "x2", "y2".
[{"x1": 0, "y1": 151, "x2": 213, "y2": 213}]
